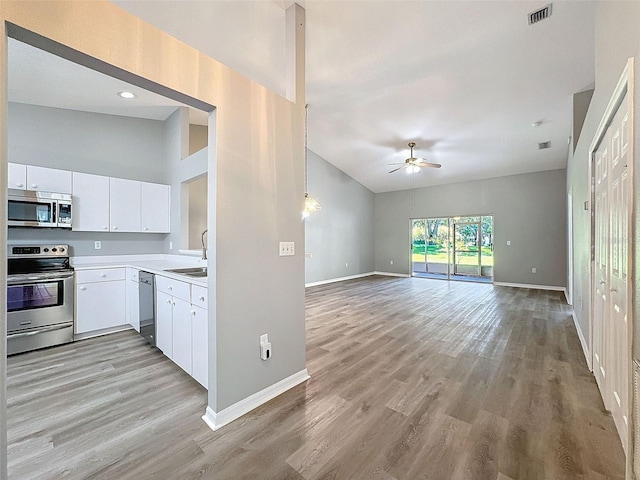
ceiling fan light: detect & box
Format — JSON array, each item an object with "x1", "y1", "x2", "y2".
[
  {"x1": 407, "y1": 165, "x2": 420, "y2": 174},
  {"x1": 303, "y1": 192, "x2": 322, "y2": 216}
]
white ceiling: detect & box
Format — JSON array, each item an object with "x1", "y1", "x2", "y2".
[
  {"x1": 9, "y1": 1, "x2": 596, "y2": 193},
  {"x1": 7, "y1": 38, "x2": 208, "y2": 125}
]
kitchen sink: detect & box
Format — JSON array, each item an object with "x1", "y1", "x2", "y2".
[{"x1": 164, "y1": 267, "x2": 207, "y2": 278}]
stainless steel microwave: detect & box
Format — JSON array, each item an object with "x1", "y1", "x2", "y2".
[{"x1": 8, "y1": 189, "x2": 72, "y2": 228}]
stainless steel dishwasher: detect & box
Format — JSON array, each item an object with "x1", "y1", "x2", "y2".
[{"x1": 138, "y1": 271, "x2": 156, "y2": 346}]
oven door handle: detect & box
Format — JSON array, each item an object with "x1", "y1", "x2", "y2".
[
  {"x1": 7, "y1": 274, "x2": 74, "y2": 286},
  {"x1": 7, "y1": 323, "x2": 73, "y2": 339}
]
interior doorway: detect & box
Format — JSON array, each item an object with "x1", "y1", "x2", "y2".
[{"x1": 411, "y1": 215, "x2": 493, "y2": 283}]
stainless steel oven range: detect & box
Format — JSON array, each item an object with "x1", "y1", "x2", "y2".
[{"x1": 7, "y1": 244, "x2": 74, "y2": 355}]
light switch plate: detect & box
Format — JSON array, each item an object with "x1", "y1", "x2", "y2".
[{"x1": 279, "y1": 242, "x2": 295, "y2": 256}]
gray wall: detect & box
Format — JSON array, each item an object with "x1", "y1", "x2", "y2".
[
  {"x1": 304, "y1": 150, "x2": 375, "y2": 284},
  {"x1": 568, "y1": 1, "x2": 640, "y2": 356},
  {"x1": 7, "y1": 102, "x2": 170, "y2": 255},
  {"x1": 375, "y1": 169, "x2": 567, "y2": 287},
  {"x1": 9, "y1": 102, "x2": 167, "y2": 182}
]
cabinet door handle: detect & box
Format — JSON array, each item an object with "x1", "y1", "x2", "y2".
[
  {"x1": 199, "y1": 296, "x2": 205, "y2": 302},
  {"x1": 103, "y1": 226, "x2": 108, "y2": 230},
  {"x1": 79, "y1": 286, "x2": 87, "y2": 291},
  {"x1": 168, "y1": 286, "x2": 173, "y2": 291},
  {"x1": 610, "y1": 287, "x2": 618, "y2": 293},
  {"x1": 191, "y1": 310, "x2": 196, "y2": 316},
  {"x1": 144, "y1": 227, "x2": 149, "y2": 231},
  {"x1": 16, "y1": 183, "x2": 24, "y2": 188},
  {"x1": 112, "y1": 226, "x2": 118, "y2": 230},
  {"x1": 101, "y1": 273, "x2": 107, "y2": 278},
  {"x1": 172, "y1": 301, "x2": 176, "y2": 306},
  {"x1": 166, "y1": 299, "x2": 172, "y2": 304},
  {"x1": 30, "y1": 184, "x2": 38, "y2": 189}
]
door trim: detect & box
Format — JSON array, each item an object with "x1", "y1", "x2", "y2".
[{"x1": 588, "y1": 57, "x2": 634, "y2": 461}]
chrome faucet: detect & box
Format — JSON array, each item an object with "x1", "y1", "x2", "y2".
[{"x1": 201, "y1": 228, "x2": 208, "y2": 260}]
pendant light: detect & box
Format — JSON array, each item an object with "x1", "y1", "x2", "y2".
[{"x1": 303, "y1": 104, "x2": 321, "y2": 218}]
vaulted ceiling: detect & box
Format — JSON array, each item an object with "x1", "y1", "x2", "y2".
[{"x1": 11, "y1": 1, "x2": 596, "y2": 193}]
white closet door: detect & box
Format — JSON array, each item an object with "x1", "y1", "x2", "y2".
[{"x1": 592, "y1": 91, "x2": 630, "y2": 454}]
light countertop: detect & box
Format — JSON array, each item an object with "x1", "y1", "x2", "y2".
[{"x1": 71, "y1": 254, "x2": 208, "y2": 286}]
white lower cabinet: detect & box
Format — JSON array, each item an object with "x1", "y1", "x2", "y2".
[
  {"x1": 75, "y1": 268, "x2": 126, "y2": 334},
  {"x1": 156, "y1": 275, "x2": 208, "y2": 388},
  {"x1": 156, "y1": 291, "x2": 174, "y2": 357},
  {"x1": 191, "y1": 305, "x2": 208, "y2": 388},
  {"x1": 126, "y1": 268, "x2": 140, "y2": 332},
  {"x1": 75, "y1": 267, "x2": 207, "y2": 388},
  {"x1": 172, "y1": 298, "x2": 193, "y2": 374}
]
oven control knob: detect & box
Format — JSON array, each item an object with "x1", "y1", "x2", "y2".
[
  {"x1": 52, "y1": 248, "x2": 57, "y2": 252},
  {"x1": 59, "y1": 247, "x2": 65, "y2": 253},
  {"x1": 43, "y1": 248, "x2": 49, "y2": 252}
]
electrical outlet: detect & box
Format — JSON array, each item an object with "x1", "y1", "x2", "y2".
[
  {"x1": 260, "y1": 341, "x2": 272, "y2": 360},
  {"x1": 94, "y1": 241, "x2": 102, "y2": 250},
  {"x1": 531, "y1": 267, "x2": 537, "y2": 274},
  {"x1": 390, "y1": 260, "x2": 394, "y2": 265},
  {"x1": 169, "y1": 241, "x2": 173, "y2": 250},
  {"x1": 345, "y1": 262, "x2": 348, "y2": 267},
  {"x1": 279, "y1": 242, "x2": 295, "y2": 256},
  {"x1": 507, "y1": 240, "x2": 511, "y2": 246},
  {"x1": 260, "y1": 334, "x2": 271, "y2": 360}
]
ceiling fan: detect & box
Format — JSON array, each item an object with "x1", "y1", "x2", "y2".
[{"x1": 388, "y1": 142, "x2": 442, "y2": 174}]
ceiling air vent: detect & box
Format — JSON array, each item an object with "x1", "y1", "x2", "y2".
[
  {"x1": 528, "y1": 4, "x2": 552, "y2": 25},
  {"x1": 538, "y1": 141, "x2": 551, "y2": 150}
]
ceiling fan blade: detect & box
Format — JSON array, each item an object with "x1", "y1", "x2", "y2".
[
  {"x1": 414, "y1": 160, "x2": 442, "y2": 168},
  {"x1": 388, "y1": 166, "x2": 406, "y2": 173}
]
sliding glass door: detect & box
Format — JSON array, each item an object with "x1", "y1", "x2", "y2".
[{"x1": 411, "y1": 215, "x2": 493, "y2": 283}]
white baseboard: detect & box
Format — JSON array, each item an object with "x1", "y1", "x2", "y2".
[
  {"x1": 493, "y1": 281, "x2": 566, "y2": 292},
  {"x1": 373, "y1": 271, "x2": 411, "y2": 278},
  {"x1": 563, "y1": 288, "x2": 572, "y2": 305},
  {"x1": 305, "y1": 272, "x2": 375, "y2": 287},
  {"x1": 571, "y1": 310, "x2": 591, "y2": 371},
  {"x1": 202, "y1": 369, "x2": 310, "y2": 431}
]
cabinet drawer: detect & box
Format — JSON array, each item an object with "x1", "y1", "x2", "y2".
[
  {"x1": 191, "y1": 284, "x2": 208, "y2": 309},
  {"x1": 156, "y1": 275, "x2": 190, "y2": 302},
  {"x1": 76, "y1": 268, "x2": 126, "y2": 284}
]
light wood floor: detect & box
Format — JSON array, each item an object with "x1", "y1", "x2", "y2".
[{"x1": 7, "y1": 276, "x2": 625, "y2": 479}]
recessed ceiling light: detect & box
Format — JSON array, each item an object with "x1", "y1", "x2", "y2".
[{"x1": 117, "y1": 91, "x2": 136, "y2": 99}]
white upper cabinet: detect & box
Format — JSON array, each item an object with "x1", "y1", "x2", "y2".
[
  {"x1": 10, "y1": 163, "x2": 170, "y2": 234},
  {"x1": 8, "y1": 163, "x2": 26, "y2": 189},
  {"x1": 8, "y1": 163, "x2": 72, "y2": 193},
  {"x1": 110, "y1": 178, "x2": 141, "y2": 233},
  {"x1": 141, "y1": 182, "x2": 170, "y2": 233},
  {"x1": 72, "y1": 172, "x2": 110, "y2": 232},
  {"x1": 27, "y1": 165, "x2": 72, "y2": 193}
]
